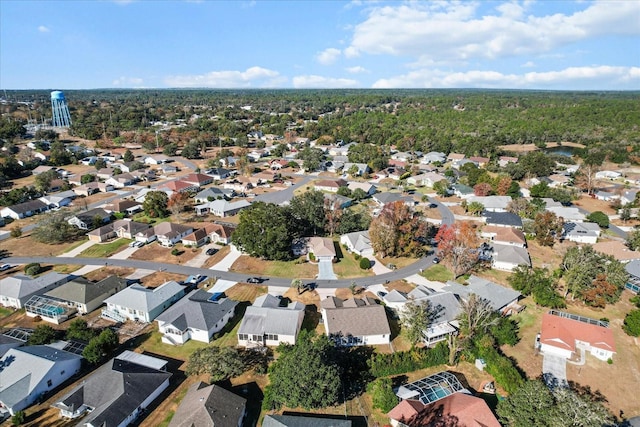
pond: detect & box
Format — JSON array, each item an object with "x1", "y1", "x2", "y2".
[{"x1": 544, "y1": 146, "x2": 580, "y2": 157}]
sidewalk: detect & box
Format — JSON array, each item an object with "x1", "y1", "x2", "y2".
[
  {"x1": 60, "y1": 240, "x2": 96, "y2": 257},
  {"x1": 405, "y1": 274, "x2": 447, "y2": 291}
]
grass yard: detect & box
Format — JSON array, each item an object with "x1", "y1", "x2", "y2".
[
  {"x1": 421, "y1": 264, "x2": 454, "y2": 282},
  {"x1": 139, "y1": 330, "x2": 208, "y2": 366},
  {"x1": 78, "y1": 238, "x2": 132, "y2": 258},
  {"x1": 53, "y1": 264, "x2": 83, "y2": 274},
  {"x1": 378, "y1": 255, "x2": 418, "y2": 270},
  {"x1": 333, "y1": 248, "x2": 374, "y2": 279},
  {"x1": 231, "y1": 256, "x2": 318, "y2": 279},
  {"x1": 225, "y1": 283, "x2": 267, "y2": 302},
  {"x1": 84, "y1": 266, "x2": 136, "y2": 282},
  {"x1": 0, "y1": 306, "x2": 13, "y2": 319}
]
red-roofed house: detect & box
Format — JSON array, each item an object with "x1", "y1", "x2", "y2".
[
  {"x1": 389, "y1": 393, "x2": 500, "y2": 427},
  {"x1": 539, "y1": 311, "x2": 616, "y2": 361},
  {"x1": 315, "y1": 179, "x2": 347, "y2": 193},
  {"x1": 182, "y1": 173, "x2": 214, "y2": 187},
  {"x1": 204, "y1": 223, "x2": 234, "y2": 244},
  {"x1": 388, "y1": 400, "x2": 424, "y2": 427},
  {"x1": 163, "y1": 180, "x2": 198, "y2": 193}
]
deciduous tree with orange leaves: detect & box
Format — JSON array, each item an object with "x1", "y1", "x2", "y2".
[
  {"x1": 434, "y1": 221, "x2": 481, "y2": 278},
  {"x1": 369, "y1": 201, "x2": 428, "y2": 258}
]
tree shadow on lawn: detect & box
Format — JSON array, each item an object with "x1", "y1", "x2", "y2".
[{"x1": 302, "y1": 304, "x2": 320, "y2": 332}]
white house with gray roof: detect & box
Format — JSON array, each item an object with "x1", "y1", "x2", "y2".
[
  {"x1": 443, "y1": 275, "x2": 522, "y2": 316},
  {"x1": 52, "y1": 351, "x2": 170, "y2": 426},
  {"x1": 563, "y1": 222, "x2": 602, "y2": 244},
  {"x1": 237, "y1": 294, "x2": 305, "y2": 347},
  {"x1": 45, "y1": 275, "x2": 129, "y2": 315},
  {"x1": 491, "y1": 243, "x2": 531, "y2": 272},
  {"x1": 340, "y1": 230, "x2": 373, "y2": 257},
  {"x1": 467, "y1": 196, "x2": 511, "y2": 212},
  {"x1": 0, "y1": 344, "x2": 82, "y2": 415},
  {"x1": 321, "y1": 297, "x2": 391, "y2": 346},
  {"x1": 102, "y1": 281, "x2": 186, "y2": 323},
  {"x1": 0, "y1": 272, "x2": 71, "y2": 309},
  {"x1": 420, "y1": 292, "x2": 462, "y2": 346},
  {"x1": 381, "y1": 285, "x2": 434, "y2": 312},
  {"x1": 156, "y1": 290, "x2": 238, "y2": 345}
]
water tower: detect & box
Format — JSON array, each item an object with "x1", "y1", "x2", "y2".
[{"x1": 50, "y1": 90, "x2": 72, "y2": 127}]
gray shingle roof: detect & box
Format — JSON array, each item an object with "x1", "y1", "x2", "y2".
[
  {"x1": 45, "y1": 276, "x2": 127, "y2": 304},
  {"x1": 0, "y1": 272, "x2": 70, "y2": 299},
  {"x1": 322, "y1": 298, "x2": 391, "y2": 337},
  {"x1": 168, "y1": 382, "x2": 246, "y2": 427},
  {"x1": 491, "y1": 244, "x2": 531, "y2": 267},
  {"x1": 156, "y1": 289, "x2": 238, "y2": 332},
  {"x1": 443, "y1": 275, "x2": 521, "y2": 311},
  {"x1": 53, "y1": 352, "x2": 171, "y2": 427},
  {"x1": 238, "y1": 295, "x2": 304, "y2": 337},
  {"x1": 263, "y1": 415, "x2": 351, "y2": 427},
  {"x1": 104, "y1": 281, "x2": 185, "y2": 313}
]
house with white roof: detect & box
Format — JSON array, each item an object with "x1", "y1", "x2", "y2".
[
  {"x1": 340, "y1": 230, "x2": 373, "y2": 257},
  {"x1": 0, "y1": 344, "x2": 82, "y2": 415},
  {"x1": 382, "y1": 285, "x2": 433, "y2": 312},
  {"x1": 467, "y1": 196, "x2": 511, "y2": 212},
  {"x1": 407, "y1": 172, "x2": 446, "y2": 188},
  {"x1": 347, "y1": 181, "x2": 376, "y2": 196},
  {"x1": 237, "y1": 294, "x2": 305, "y2": 347},
  {"x1": 194, "y1": 187, "x2": 234, "y2": 203},
  {"x1": 421, "y1": 152, "x2": 447, "y2": 165},
  {"x1": 102, "y1": 281, "x2": 186, "y2": 323},
  {"x1": 546, "y1": 206, "x2": 586, "y2": 222},
  {"x1": 39, "y1": 190, "x2": 76, "y2": 209},
  {"x1": 595, "y1": 170, "x2": 622, "y2": 180},
  {"x1": 0, "y1": 272, "x2": 71, "y2": 309},
  {"x1": 321, "y1": 297, "x2": 391, "y2": 346},
  {"x1": 156, "y1": 290, "x2": 238, "y2": 345},
  {"x1": 563, "y1": 222, "x2": 602, "y2": 244}
]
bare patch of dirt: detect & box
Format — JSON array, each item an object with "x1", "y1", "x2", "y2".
[
  {"x1": 84, "y1": 266, "x2": 135, "y2": 282},
  {"x1": 140, "y1": 272, "x2": 186, "y2": 288},
  {"x1": 225, "y1": 283, "x2": 267, "y2": 303},
  {"x1": 573, "y1": 194, "x2": 618, "y2": 216},
  {"x1": 0, "y1": 234, "x2": 79, "y2": 258},
  {"x1": 129, "y1": 243, "x2": 200, "y2": 265}
]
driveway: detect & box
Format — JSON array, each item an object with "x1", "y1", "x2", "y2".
[
  {"x1": 542, "y1": 354, "x2": 568, "y2": 389},
  {"x1": 367, "y1": 256, "x2": 392, "y2": 275},
  {"x1": 208, "y1": 246, "x2": 242, "y2": 271},
  {"x1": 317, "y1": 259, "x2": 337, "y2": 280},
  {"x1": 185, "y1": 243, "x2": 220, "y2": 268},
  {"x1": 60, "y1": 240, "x2": 96, "y2": 257}
]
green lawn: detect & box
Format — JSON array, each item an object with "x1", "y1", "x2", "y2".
[
  {"x1": 264, "y1": 260, "x2": 318, "y2": 278},
  {"x1": 79, "y1": 238, "x2": 133, "y2": 258},
  {"x1": 421, "y1": 264, "x2": 454, "y2": 282},
  {"x1": 53, "y1": 264, "x2": 83, "y2": 274},
  {"x1": 0, "y1": 306, "x2": 13, "y2": 318},
  {"x1": 333, "y1": 245, "x2": 374, "y2": 278},
  {"x1": 139, "y1": 330, "x2": 208, "y2": 361}
]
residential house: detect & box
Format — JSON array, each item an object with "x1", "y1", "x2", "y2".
[
  {"x1": 144, "y1": 154, "x2": 170, "y2": 165},
  {"x1": 0, "y1": 272, "x2": 71, "y2": 309},
  {"x1": 347, "y1": 181, "x2": 376, "y2": 196},
  {"x1": 156, "y1": 289, "x2": 238, "y2": 345},
  {"x1": 248, "y1": 149, "x2": 268, "y2": 162},
  {"x1": 595, "y1": 170, "x2": 622, "y2": 180},
  {"x1": 343, "y1": 162, "x2": 371, "y2": 176},
  {"x1": 498, "y1": 156, "x2": 518, "y2": 167},
  {"x1": 307, "y1": 237, "x2": 336, "y2": 261},
  {"x1": 421, "y1": 152, "x2": 447, "y2": 165},
  {"x1": 481, "y1": 225, "x2": 526, "y2": 247},
  {"x1": 181, "y1": 228, "x2": 209, "y2": 248},
  {"x1": 447, "y1": 153, "x2": 466, "y2": 167},
  {"x1": 1, "y1": 199, "x2": 49, "y2": 220},
  {"x1": 595, "y1": 190, "x2": 618, "y2": 202},
  {"x1": 162, "y1": 180, "x2": 199, "y2": 193},
  {"x1": 406, "y1": 172, "x2": 446, "y2": 188},
  {"x1": 563, "y1": 222, "x2": 601, "y2": 244},
  {"x1": 206, "y1": 167, "x2": 231, "y2": 180},
  {"x1": 45, "y1": 275, "x2": 129, "y2": 315},
  {"x1": 321, "y1": 297, "x2": 391, "y2": 346},
  {"x1": 31, "y1": 165, "x2": 56, "y2": 176},
  {"x1": 104, "y1": 198, "x2": 143, "y2": 215},
  {"x1": 373, "y1": 192, "x2": 415, "y2": 208},
  {"x1": 469, "y1": 156, "x2": 490, "y2": 168},
  {"x1": 153, "y1": 222, "x2": 194, "y2": 247},
  {"x1": 39, "y1": 190, "x2": 75, "y2": 208},
  {"x1": 340, "y1": 230, "x2": 373, "y2": 257},
  {"x1": 204, "y1": 223, "x2": 235, "y2": 244},
  {"x1": 160, "y1": 163, "x2": 178, "y2": 175},
  {"x1": 388, "y1": 392, "x2": 500, "y2": 427},
  {"x1": 467, "y1": 196, "x2": 511, "y2": 212},
  {"x1": 219, "y1": 156, "x2": 237, "y2": 168},
  {"x1": 548, "y1": 174, "x2": 571, "y2": 188},
  {"x1": 621, "y1": 189, "x2": 639, "y2": 206},
  {"x1": 102, "y1": 281, "x2": 186, "y2": 323},
  {"x1": 194, "y1": 187, "x2": 234, "y2": 203},
  {"x1": 324, "y1": 160, "x2": 344, "y2": 174},
  {"x1": 270, "y1": 159, "x2": 290, "y2": 170},
  {"x1": 87, "y1": 219, "x2": 151, "y2": 243},
  {"x1": 452, "y1": 183, "x2": 473, "y2": 198},
  {"x1": 72, "y1": 182, "x2": 113, "y2": 197},
  {"x1": 417, "y1": 292, "x2": 462, "y2": 346},
  {"x1": 105, "y1": 173, "x2": 138, "y2": 188},
  {"x1": 52, "y1": 351, "x2": 171, "y2": 427},
  {"x1": 391, "y1": 152, "x2": 413, "y2": 162},
  {"x1": 539, "y1": 311, "x2": 616, "y2": 361},
  {"x1": 491, "y1": 243, "x2": 531, "y2": 271},
  {"x1": 315, "y1": 179, "x2": 347, "y2": 193},
  {"x1": 96, "y1": 167, "x2": 116, "y2": 180},
  {"x1": 237, "y1": 294, "x2": 305, "y2": 347},
  {"x1": 67, "y1": 208, "x2": 111, "y2": 230},
  {"x1": 443, "y1": 275, "x2": 522, "y2": 315},
  {"x1": 381, "y1": 285, "x2": 434, "y2": 313},
  {"x1": 130, "y1": 169, "x2": 156, "y2": 182},
  {"x1": 383, "y1": 166, "x2": 406, "y2": 181},
  {"x1": 546, "y1": 206, "x2": 586, "y2": 222},
  {"x1": 168, "y1": 382, "x2": 246, "y2": 427},
  {"x1": 0, "y1": 332, "x2": 24, "y2": 358},
  {"x1": 33, "y1": 151, "x2": 50, "y2": 162},
  {"x1": 0, "y1": 345, "x2": 83, "y2": 416},
  {"x1": 593, "y1": 241, "x2": 640, "y2": 263},
  {"x1": 625, "y1": 260, "x2": 640, "y2": 294},
  {"x1": 263, "y1": 415, "x2": 350, "y2": 427},
  {"x1": 183, "y1": 173, "x2": 214, "y2": 187},
  {"x1": 483, "y1": 211, "x2": 523, "y2": 228},
  {"x1": 324, "y1": 193, "x2": 352, "y2": 210},
  {"x1": 223, "y1": 177, "x2": 253, "y2": 193},
  {"x1": 195, "y1": 199, "x2": 251, "y2": 217}
]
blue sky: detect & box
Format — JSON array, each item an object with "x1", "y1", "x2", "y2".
[{"x1": 1, "y1": 0, "x2": 639, "y2": 90}]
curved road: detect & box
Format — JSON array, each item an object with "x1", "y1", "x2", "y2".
[{"x1": 5, "y1": 196, "x2": 454, "y2": 289}]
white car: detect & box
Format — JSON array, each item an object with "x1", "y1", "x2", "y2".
[{"x1": 0, "y1": 264, "x2": 11, "y2": 272}]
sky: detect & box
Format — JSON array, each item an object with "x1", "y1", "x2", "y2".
[{"x1": 1, "y1": 0, "x2": 639, "y2": 90}]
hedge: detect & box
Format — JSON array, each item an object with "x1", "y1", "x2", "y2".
[{"x1": 368, "y1": 342, "x2": 449, "y2": 377}]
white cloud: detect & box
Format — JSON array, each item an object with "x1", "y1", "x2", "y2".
[
  {"x1": 112, "y1": 76, "x2": 144, "y2": 87},
  {"x1": 346, "y1": 66, "x2": 368, "y2": 74},
  {"x1": 165, "y1": 66, "x2": 285, "y2": 88},
  {"x1": 316, "y1": 48, "x2": 341, "y2": 65},
  {"x1": 293, "y1": 75, "x2": 358, "y2": 89},
  {"x1": 521, "y1": 61, "x2": 535, "y2": 68},
  {"x1": 38, "y1": 25, "x2": 50, "y2": 33},
  {"x1": 346, "y1": 1, "x2": 640, "y2": 63},
  {"x1": 372, "y1": 66, "x2": 640, "y2": 89}
]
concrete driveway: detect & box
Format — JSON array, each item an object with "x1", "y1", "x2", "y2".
[
  {"x1": 209, "y1": 246, "x2": 242, "y2": 271},
  {"x1": 367, "y1": 256, "x2": 392, "y2": 275},
  {"x1": 542, "y1": 354, "x2": 568, "y2": 389},
  {"x1": 317, "y1": 259, "x2": 337, "y2": 280}
]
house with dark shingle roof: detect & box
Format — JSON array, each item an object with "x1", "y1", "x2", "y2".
[
  {"x1": 168, "y1": 382, "x2": 246, "y2": 427},
  {"x1": 156, "y1": 290, "x2": 238, "y2": 345},
  {"x1": 443, "y1": 275, "x2": 522, "y2": 315},
  {"x1": 263, "y1": 415, "x2": 351, "y2": 427},
  {"x1": 0, "y1": 199, "x2": 49, "y2": 220},
  {"x1": 625, "y1": 259, "x2": 640, "y2": 294},
  {"x1": 321, "y1": 297, "x2": 391, "y2": 346},
  {"x1": 45, "y1": 276, "x2": 129, "y2": 315},
  {"x1": 52, "y1": 351, "x2": 171, "y2": 425},
  {"x1": 482, "y1": 211, "x2": 523, "y2": 228},
  {"x1": 67, "y1": 207, "x2": 112, "y2": 230}
]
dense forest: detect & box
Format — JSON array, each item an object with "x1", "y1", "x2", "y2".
[{"x1": 1, "y1": 89, "x2": 639, "y2": 163}]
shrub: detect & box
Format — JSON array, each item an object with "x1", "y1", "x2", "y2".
[
  {"x1": 353, "y1": 253, "x2": 361, "y2": 260},
  {"x1": 11, "y1": 410, "x2": 25, "y2": 426},
  {"x1": 368, "y1": 342, "x2": 449, "y2": 377},
  {"x1": 308, "y1": 252, "x2": 316, "y2": 262},
  {"x1": 359, "y1": 257, "x2": 371, "y2": 270},
  {"x1": 367, "y1": 378, "x2": 398, "y2": 412},
  {"x1": 623, "y1": 309, "x2": 640, "y2": 337},
  {"x1": 171, "y1": 248, "x2": 180, "y2": 256},
  {"x1": 24, "y1": 262, "x2": 42, "y2": 276},
  {"x1": 607, "y1": 358, "x2": 613, "y2": 364}
]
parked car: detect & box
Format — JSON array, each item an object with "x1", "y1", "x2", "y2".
[
  {"x1": 387, "y1": 263, "x2": 397, "y2": 270},
  {"x1": 206, "y1": 248, "x2": 218, "y2": 256},
  {"x1": 432, "y1": 257, "x2": 440, "y2": 264},
  {"x1": 247, "y1": 277, "x2": 262, "y2": 284},
  {"x1": 133, "y1": 241, "x2": 144, "y2": 248},
  {"x1": 0, "y1": 264, "x2": 12, "y2": 272}
]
